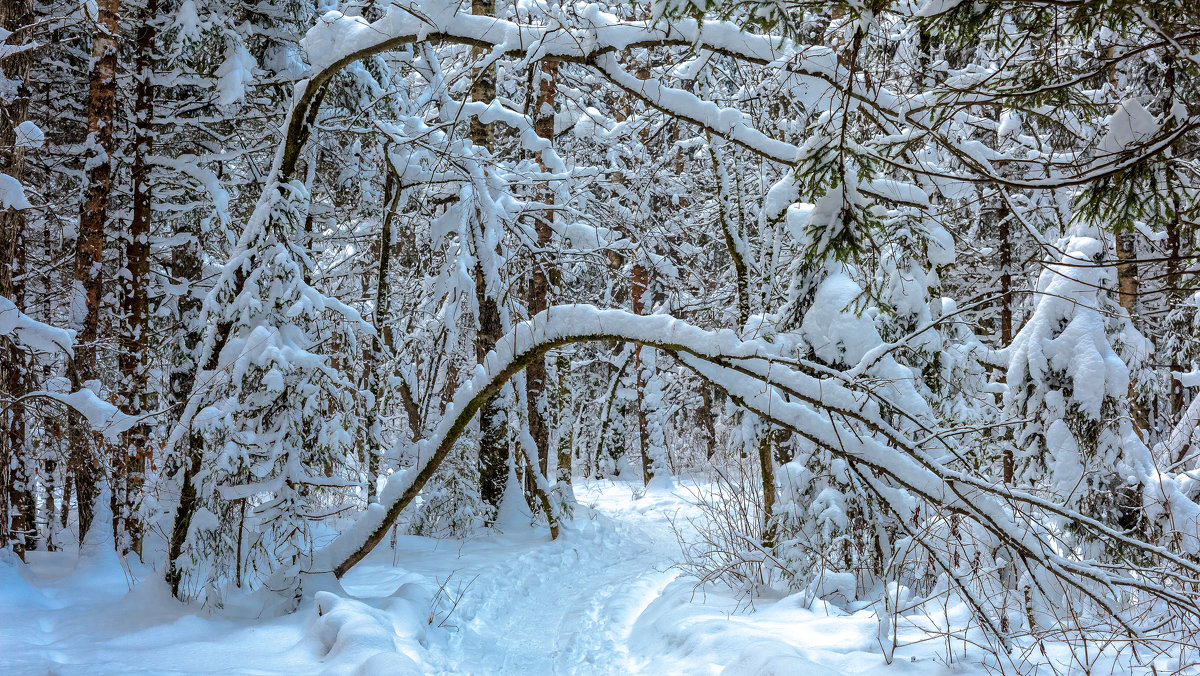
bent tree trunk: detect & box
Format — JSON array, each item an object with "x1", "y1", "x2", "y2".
[{"x1": 313, "y1": 306, "x2": 1200, "y2": 652}]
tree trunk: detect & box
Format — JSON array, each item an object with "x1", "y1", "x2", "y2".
[
  {"x1": 68, "y1": 0, "x2": 121, "y2": 545},
  {"x1": 699, "y1": 385, "x2": 717, "y2": 461},
  {"x1": 1163, "y1": 56, "x2": 1186, "y2": 422},
  {"x1": 115, "y1": 0, "x2": 158, "y2": 556},
  {"x1": 165, "y1": 190, "x2": 205, "y2": 596},
  {"x1": 707, "y1": 142, "x2": 750, "y2": 328},
  {"x1": 525, "y1": 52, "x2": 558, "y2": 497},
  {"x1": 468, "y1": 0, "x2": 496, "y2": 153},
  {"x1": 757, "y1": 427, "x2": 777, "y2": 549},
  {"x1": 1114, "y1": 230, "x2": 1150, "y2": 434},
  {"x1": 554, "y1": 351, "x2": 573, "y2": 490},
  {"x1": 470, "y1": 0, "x2": 508, "y2": 521},
  {"x1": 364, "y1": 163, "x2": 401, "y2": 502},
  {"x1": 1, "y1": 0, "x2": 36, "y2": 559},
  {"x1": 631, "y1": 260, "x2": 654, "y2": 485},
  {"x1": 997, "y1": 198, "x2": 1014, "y2": 485},
  {"x1": 1105, "y1": 47, "x2": 1149, "y2": 437},
  {"x1": 475, "y1": 267, "x2": 509, "y2": 520}
]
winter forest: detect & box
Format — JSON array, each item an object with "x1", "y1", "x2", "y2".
[{"x1": 3, "y1": 0, "x2": 1200, "y2": 673}]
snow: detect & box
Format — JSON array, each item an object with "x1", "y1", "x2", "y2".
[
  {"x1": 14, "y1": 121, "x2": 45, "y2": 149},
  {"x1": 1, "y1": 481, "x2": 999, "y2": 675},
  {"x1": 215, "y1": 40, "x2": 258, "y2": 106},
  {"x1": 1, "y1": 561, "x2": 380, "y2": 674},
  {"x1": 33, "y1": 388, "x2": 139, "y2": 438},
  {"x1": 0, "y1": 295, "x2": 75, "y2": 354},
  {"x1": 9, "y1": 1, "x2": 1199, "y2": 671},
  {"x1": 171, "y1": 0, "x2": 203, "y2": 42},
  {"x1": 800, "y1": 270, "x2": 880, "y2": 367},
  {"x1": 0, "y1": 172, "x2": 33, "y2": 210},
  {"x1": 1006, "y1": 235, "x2": 1133, "y2": 421},
  {"x1": 914, "y1": 0, "x2": 968, "y2": 17},
  {"x1": 1098, "y1": 99, "x2": 1160, "y2": 156}
]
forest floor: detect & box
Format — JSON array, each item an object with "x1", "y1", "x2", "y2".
[{"x1": 1, "y1": 480, "x2": 977, "y2": 675}]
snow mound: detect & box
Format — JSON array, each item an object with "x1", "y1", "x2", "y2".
[{"x1": 310, "y1": 588, "x2": 431, "y2": 676}]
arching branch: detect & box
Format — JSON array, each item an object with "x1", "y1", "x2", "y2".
[{"x1": 312, "y1": 307, "x2": 1200, "y2": 640}]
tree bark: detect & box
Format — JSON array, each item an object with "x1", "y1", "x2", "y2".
[
  {"x1": 631, "y1": 260, "x2": 653, "y2": 485},
  {"x1": 997, "y1": 198, "x2": 1014, "y2": 485},
  {"x1": 1105, "y1": 47, "x2": 1149, "y2": 437},
  {"x1": 525, "y1": 52, "x2": 557, "y2": 494},
  {"x1": 1, "y1": 0, "x2": 36, "y2": 559},
  {"x1": 475, "y1": 265, "x2": 509, "y2": 519},
  {"x1": 554, "y1": 351, "x2": 573, "y2": 489},
  {"x1": 68, "y1": 0, "x2": 121, "y2": 545},
  {"x1": 1164, "y1": 55, "x2": 1186, "y2": 422},
  {"x1": 707, "y1": 142, "x2": 750, "y2": 328},
  {"x1": 1114, "y1": 230, "x2": 1150, "y2": 434},
  {"x1": 699, "y1": 385, "x2": 717, "y2": 461},
  {"x1": 470, "y1": 0, "x2": 509, "y2": 521},
  {"x1": 365, "y1": 161, "x2": 403, "y2": 501},
  {"x1": 164, "y1": 172, "x2": 206, "y2": 597},
  {"x1": 115, "y1": 0, "x2": 158, "y2": 555},
  {"x1": 757, "y1": 427, "x2": 777, "y2": 549}
]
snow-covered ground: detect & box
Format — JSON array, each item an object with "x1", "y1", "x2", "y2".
[{"x1": 2, "y1": 481, "x2": 983, "y2": 675}]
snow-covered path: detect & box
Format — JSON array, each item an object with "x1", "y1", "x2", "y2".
[
  {"x1": 2, "y1": 480, "x2": 978, "y2": 675},
  {"x1": 342, "y1": 481, "x2": 687, "y2": 675}
]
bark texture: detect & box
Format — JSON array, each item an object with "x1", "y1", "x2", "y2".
[
  {"x1": 115, "y1": 0, "x2": 158, "y2": 555},
  {"x1": 1, "y1": 0, "x2": 35, "y2": 558},
  {"x1": 470, "y1": 0, "x2": 509, "y2": 521},
  {"x1": 68, "y1": 0, "x2": 121, "y2": 544},
  {"x1": 525, "y1": 53, "x2": 558, "y2": 494}
]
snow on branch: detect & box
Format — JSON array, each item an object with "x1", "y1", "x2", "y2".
[
  {"x1": 1, "y1": 297, "x2": 140, "y2": 436},
  {"x1": 0, "y1": 295, "x2": 74, "y2": 356},
  {"x1": 313, "y1": 305, "x2": 1200, "y2": 646}
]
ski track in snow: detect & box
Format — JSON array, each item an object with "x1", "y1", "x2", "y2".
[{"x1": 343, "y1": 481, "x2": 687, "y2": 675}]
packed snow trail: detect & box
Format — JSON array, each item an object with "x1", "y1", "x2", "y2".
[
  {"x1": 0, "y1": 480, "x2": 689, "y2": 676},
  {"x1": 341, "y1": 481, "x2": 687, "y2": 675},
  {"x1": 1, "y1": 480, "x2": 991, "y2": 675}
]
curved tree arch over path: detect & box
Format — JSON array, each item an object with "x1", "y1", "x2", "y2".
[
  {"x1": 160, "y1": 3, "x2": 1200, "y2": 650},
  {"x1": 299, "y1": 305, "x2": 1200, "y2": 645},
  {"x1": 165, "y1": 3, "x2": 827, "y2": 596}
]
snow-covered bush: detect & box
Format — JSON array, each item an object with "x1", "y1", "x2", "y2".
[{"x1": 1005, "y1": 232, "x2": 1157, "y2": 551}]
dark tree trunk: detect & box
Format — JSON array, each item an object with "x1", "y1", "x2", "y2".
[
  {"x1": 115, "y1": 0, "x2": 158, "y2": 555},
  {"x1": 554, "y1": 351, "x2": 573, "y2": 490},
  {"x1": 1114, "y1": 231, "x2": 1150, "y2": 435},
  {"x1": 164, "y1": 172, "x2": 206, "y2": 596},
  {"x1": 469, "y1": 0, "x2": 511, "y2": 522},
  {"x1": 632, "y1": 261, "x2": 653, "y2": 485},
  {"x1": 364, "y1": 163, "x2": 404, "y2": 501},
  {"x1": 525, "y1": 53, "x2": 558, "y2": 493},
  {"x1": 997, "y1": 199, "x2": 1014, "y2": 485},
  {"x1": 1, "y1": 0, "x2": 36, "y2": 559},
  {"x1": 1163, "y1": 56, "x2": 1186, "y2": 422},
  {"x1": 757, "y1": 428, "x2": 777, "y2": 549},
  {"x1": 68, "y1": 0, "x2": 121, "y2": 545}
]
